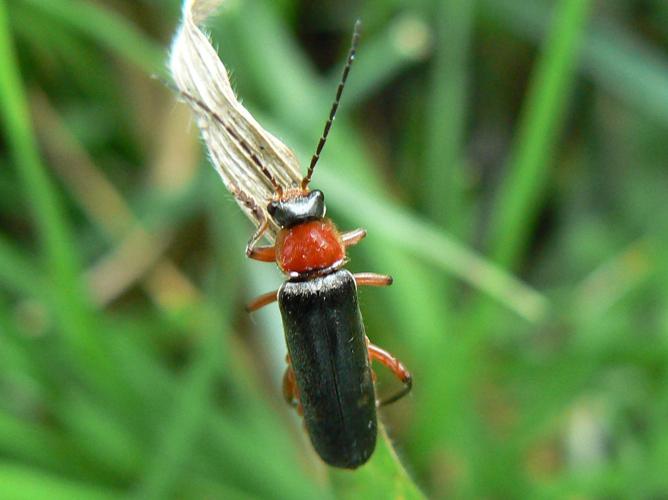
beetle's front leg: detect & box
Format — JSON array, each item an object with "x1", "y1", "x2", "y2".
[
  {"x1": 226, "y1": 181, "x2": 275, "y2": 262},
  {"x1": 245, "y1": 219, "x2": 276, "y2": 262},
  {"x1": 367, "y1": 341, "x2": 412, "y2": 406}
]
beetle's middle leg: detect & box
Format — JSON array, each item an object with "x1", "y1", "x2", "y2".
[
  {"x1": 354, "y1": 273, "x2": 393, "y2": 287},
  {"x1": 342, "y1": 228, "x2": 367, "y2": 247},
  {"x1": 367, "y1": 340, "x2": 412, "y2": 407}
]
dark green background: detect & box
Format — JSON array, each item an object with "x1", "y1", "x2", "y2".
[{"x1": 1, "y1": 0, "x2": 667, "y2": 498}]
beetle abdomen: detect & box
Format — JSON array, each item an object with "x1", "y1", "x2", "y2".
[{"x1": 278, "y1": 269, "x2": 377, "y2": 469}]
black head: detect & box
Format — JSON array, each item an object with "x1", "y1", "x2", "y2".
[{"x1": 267, "y1": 190, "x2": 326, "y2": 229}]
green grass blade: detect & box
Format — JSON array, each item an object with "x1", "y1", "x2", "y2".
[
  {"x1": 320, "y1": 170, "x2": 549, "y2": 323},
  {"x1": 0, "y1": 462, "x2": 121, "y2": 500},
  {"x1": 487, "y1": 0, "x2": 593, "y2": 269},
  {"x1": 20, "y1": 0, "x2": 165, "y2": 75},
  {"x1": 0, "y1": 411, "x2": 90, "y2": 479},
  {"x1": 0, "y1": 235, "x2": 45, "y2": 297},
  {"x1": 329, "y1": 426, "x2": 425, "y2": 499},
  {"x1": 0, "y1": 0, "x2": 118, "y2": 398},
  {"x1": 407, "y1": 0, "x2": 594, "y2": 493},
  {"x1": 423, "y1": 0, "x2": 475, "y2": 233},
  {"x1": 131, "y1": 325, "x2": 219, "y2": 498},
  {"x1": 483, "y1": 0, "x2": 668, "y2": 129}
]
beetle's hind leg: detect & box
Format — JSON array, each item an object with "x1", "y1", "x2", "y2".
[
  {"x1": 282, "y1": 357, "x2": 303, "y2": 416},
  {"x1": 367, "y1": 341, "x2": 412, "y2": 407}
]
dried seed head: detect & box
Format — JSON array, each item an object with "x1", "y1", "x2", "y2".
[{"x1": 169, "y1": 0, "x2": 302, "y2": 238}]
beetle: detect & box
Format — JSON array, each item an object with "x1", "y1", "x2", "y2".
[
  {"x1": 245, "y1": 189, "x2": 412, "y2": 469},
  {"x1": 180, "y1": 21, "x2": 411, "y2": 469}
]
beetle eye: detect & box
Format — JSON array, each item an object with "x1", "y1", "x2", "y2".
[{"x1": 267, "y1": 202, "x2": 278, "y2": 217}]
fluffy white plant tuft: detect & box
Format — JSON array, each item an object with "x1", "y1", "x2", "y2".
[{"x1": 169, "y1": 0, "x2": 302, "y2": 237}]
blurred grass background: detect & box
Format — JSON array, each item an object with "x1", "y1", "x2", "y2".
[{"x1": 1, "y1": 0, "x2": 667, "y2": 497}]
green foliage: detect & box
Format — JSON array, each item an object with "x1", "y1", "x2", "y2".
[{"x1": 1, "y1": 0, "x2": 666, "y2": 497}]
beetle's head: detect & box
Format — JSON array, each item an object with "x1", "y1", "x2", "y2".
[{"x1": 267, "y1": 189, "x2": 326, "y2": 229}]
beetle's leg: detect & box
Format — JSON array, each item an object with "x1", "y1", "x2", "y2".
[
  {"x1": 245, "y1": 219, "x2": 277, "y2": 262},
  {"x1": 282, "y1": 357, "x2": 303, "y2": 415},
  {"x1": 367, "y1": 341, "x2": 412, "y2": 407},
  {"x1": 354, "y1": 273, "x2": 393, "y2": 287},
  {"x1": 282, "y1": 365, "x2": 297, "y2": 407},
  {"x1": 225, "y1": 180, "x2": 276, "y2": 262},
  {"x1": 247, "y1": 244, "x2": 276, "y2": 262},
  {"x1": 245, "y1": 289, "x2": 278, "y2": 312},
  {"x1": 341, "y1": 228, "x2": 367, "y2": 247},
  {"x1": 246, "y1": 219, "x2": 276, "y2": 262}
]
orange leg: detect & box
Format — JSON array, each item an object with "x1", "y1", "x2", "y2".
[
  {"x1": 368, "y1": 341, "x2": 412, "y2": 406},
  {"x1": 247, "y1": 245, "x2": 276, "y2": 262},
  {"x1": 282, "y1": 358, "x2": 303, "y2": 416},
  {"x1": 342, "y1": 228, "x2": 367, "y2": 247},
  {"x1": 354, "y1": 273, "x2": 393, "y2": 287},
  {"x1": 245, "y1": 220, "x2": 275, "y2": 262},
  {"x1": 245, "y1": 289, "x2": 278, "y2": 312}
]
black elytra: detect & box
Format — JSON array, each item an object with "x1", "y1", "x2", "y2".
[{"x1": 279, "y1": 269, "x2": 377, "y2": 468}]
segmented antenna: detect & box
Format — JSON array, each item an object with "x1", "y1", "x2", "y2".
[
  {"x1": 301, "y1": 20, "x2": 362, "y2": 190},
  {"x1": 177, "y1": 90, "x2": 284, "y2": 196}
]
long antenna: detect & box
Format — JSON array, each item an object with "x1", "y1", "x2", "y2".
[{"x1": 301, "y1": 20, "x2": 361, "y2": 190}]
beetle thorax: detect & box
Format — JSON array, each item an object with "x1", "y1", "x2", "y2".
[{"x1": 275, "y1": 219, "x2": 345, "y2": 275}]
